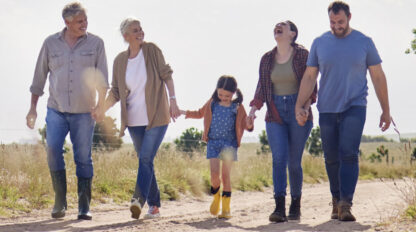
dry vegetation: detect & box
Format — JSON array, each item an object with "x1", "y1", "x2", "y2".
[{"x1": 0, "y1": 142, "x2": 415, "y2": 219}]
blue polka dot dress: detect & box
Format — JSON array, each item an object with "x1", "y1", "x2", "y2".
[{"x1": 207, "y1": 102, "x2": 238, "y2": 161}]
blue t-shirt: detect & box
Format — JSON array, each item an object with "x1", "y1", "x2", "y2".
[
  {"x1": 208, "y1": 102, "x2": 237, "y2": 141},
  {"x1": 307, "y1": 30, "x2": 382, "y2": 113}
]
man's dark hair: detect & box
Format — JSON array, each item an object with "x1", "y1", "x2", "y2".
[{"x1": 328, "y1": 1, "x2": 350, "y2": 17}]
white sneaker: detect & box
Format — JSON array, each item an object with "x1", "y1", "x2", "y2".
[
  {"x1": 130, "y1": 198, "x2": 142, "y2": 219},
  {"x1": 143, "y1": 206, "x2": 160, "y2": 219}
]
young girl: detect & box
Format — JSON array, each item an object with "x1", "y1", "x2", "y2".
[{"x1": 181, "y1": 75, "x2": 253, "y2": 219}]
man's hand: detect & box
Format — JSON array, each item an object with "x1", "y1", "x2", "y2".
[
  {"x1": 26, "y1": 108, "x2": 37, "y2": 129},
  {"x1": 379, "y1": 111, "x2": 391, "y2": 132},
  {"x1": 91, "y1": 105, "x2": 105, "y2": 122},
  {"x1": 295, "y1": 105, "x2": 308, "y2": 126}
]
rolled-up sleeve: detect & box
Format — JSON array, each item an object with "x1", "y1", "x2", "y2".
[
  {"x1": 30, "y1": 41, "x2": 49, "y2": 96},
  {"x1": 153, "y1": 44, "x2": 173, "y2": 81},
  {"x1": 95, "y1": 39, "x2": 109, "y2": 91}
]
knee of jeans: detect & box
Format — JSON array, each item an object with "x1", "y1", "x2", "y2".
[
  {"x1": 139, "y1": 156, "x2": 153, "y2": 165},
  {"x1": 325, "y1": 158, "x2": 339, "y2": 166},
  {"x1": 288, "y1": 163, "x2": 302, "y2": 172},
  {"x1": 341, "y1": 154, "x2": 359, "y2": 164}
]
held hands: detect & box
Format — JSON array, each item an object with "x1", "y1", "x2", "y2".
[
  {"x1": 379, "y1": 111, "x2": 391, "y2": 132},
  {"x1": 91, "y1": 105, "x2": 105, "y2": 122},
  {"x1": 26, "y1": 108, "x2": 37, "y2": 129},
  {"x1": 295, "y1": 105, "x2": 309, "y2": 126},
  {"x1": 246, "y1": 107, "x2": 256, "y2": 129}
]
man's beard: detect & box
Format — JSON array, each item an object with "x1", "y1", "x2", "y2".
[{"x1": 332, "y1": 24, "x2": 350, "y2": 38}]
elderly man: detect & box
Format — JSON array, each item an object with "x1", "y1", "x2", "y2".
[
  {"x1": 295, "y1": 1, "x2": 391, "y2": 221},
  {"x1": 26, "y1": 2, "x2": 108, "y2": 220}
]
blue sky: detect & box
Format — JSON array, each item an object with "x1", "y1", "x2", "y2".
[{"x1": 0, "y1": 0, "x2": 415, "y2": 143}]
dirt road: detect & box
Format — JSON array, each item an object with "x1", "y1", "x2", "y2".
[{"x1": 0, "y1": 180, "x2": 409, "y2": 232}]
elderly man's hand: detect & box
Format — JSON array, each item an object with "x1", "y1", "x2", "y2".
[
  {"x1": 91, "y1": 105, "x2": 105, "y2": 122},
  {"x1": 26, "y1": 108, "x2": 37, "y2": 129}
]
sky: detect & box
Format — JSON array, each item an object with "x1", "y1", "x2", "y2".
[{"x1": 0, "y1": 0, "x2": 415, "y2": 144}]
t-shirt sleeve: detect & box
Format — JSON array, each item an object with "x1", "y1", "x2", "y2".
[
  {"x1": 306, "y1": 38, "x2": 319, "y2": 67},
  {"x1": 366, "y1": 38, "x2": 382, "y2": 67}
]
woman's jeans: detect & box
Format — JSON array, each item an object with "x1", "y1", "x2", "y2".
[
  {"x1": 128, "y1": 125, "x2": 168, "y2": 208},
  {"x1": 266, "y1": 94, "x2": 312, "y2": 198},
  {"x1": 46, "y1": 107, "x2": 95, "y2": 178},
  {"x1": 319, "y1": 106, "x2": 366, "y2": 204}
]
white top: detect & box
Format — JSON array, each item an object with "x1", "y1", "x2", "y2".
[{"x1": 125, "y1": 49, "x2": 149, "y2": 126}]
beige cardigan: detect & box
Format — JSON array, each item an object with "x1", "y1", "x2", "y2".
[{"x1": 105, "y1": 42, "x2": 173, "y2": 136}]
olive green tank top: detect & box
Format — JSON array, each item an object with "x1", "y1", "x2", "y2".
[{"x1": 271, "y1": 54, "x2": 299, "y2": 95}]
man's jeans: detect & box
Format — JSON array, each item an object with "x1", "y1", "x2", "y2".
[
  {"x1": 46, "y1": 107, "x2": 95, "y2": 178},
  {"x1": 128, "y1": 125, "x2": 168, "y2": 208},
  {"x1": 266, "y1": 94, "x2": 312, "y2": 198},
  {"x1": 319, "y1": 106, "x2": 366, "y2": 204}
]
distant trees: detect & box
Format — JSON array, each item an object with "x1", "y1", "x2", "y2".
[{"x1": 361, "y1": 135, "x2": 393, "y2": 143}]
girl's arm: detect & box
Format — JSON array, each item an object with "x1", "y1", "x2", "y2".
[{"x1": 184, "y1": 100, "x2": 210, "y2": 119}]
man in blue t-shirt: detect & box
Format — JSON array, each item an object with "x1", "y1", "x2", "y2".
[{"x1": 295, "y1": 1, "x2": 391, "y2": 222}]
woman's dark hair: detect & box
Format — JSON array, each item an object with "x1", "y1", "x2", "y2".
[
  {"x1": 287, "y1": 20, "x2": 298, "y2": 47},
  {"x1": 328, "y1": 1, "x2": 350, "y2": 17},
  {"x1": 211, "y1": 75, "x2": 243, "y2": 104}
]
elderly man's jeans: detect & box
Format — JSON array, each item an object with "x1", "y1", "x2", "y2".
[
  {"x1": 266, "y1": 94, "x2": 312, "y2": 198},
  {"x1": 319, "y1": 106, "x2": 366, "y2": 204},
  {"x1": 46, "y1": 107, "x2": 95, "y2": 178},
  {"x1": 128, "y1": 125, "x2": 168, "y2": 208}
]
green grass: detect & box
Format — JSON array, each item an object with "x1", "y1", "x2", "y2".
[{"x1": 0, "y1": 142, "x2": 415, "y2": 217}]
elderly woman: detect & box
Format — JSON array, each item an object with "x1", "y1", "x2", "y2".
[
  {"x1": 248, "y1": 21, "x2": 317, "y2": 222},
  {"x1": 99, "y1": 18, "x2": 180, "y2": 220}
]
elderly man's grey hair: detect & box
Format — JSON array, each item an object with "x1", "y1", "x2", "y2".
[
  {"x1": 62, "y1": 2, "x2": 86, "y2": 21},
  {"x1": 120, "y1": 17, "x2": 141, "y2": 36}
]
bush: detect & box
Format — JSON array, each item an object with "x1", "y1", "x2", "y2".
[
  {"x1": 174, "y1": 127, "x2": 206, "y2": 153},
  {"x1": 306, "y1": 126, "x2": 323, "y2": 157},
  {"x1": 93, "y1": 116, "x2": 123, "y2": 151},
  {"x1": 257, "y1": 130, "x2": 270, "y2": 154}
]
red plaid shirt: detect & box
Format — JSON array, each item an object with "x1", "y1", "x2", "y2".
[{"x1": 250, "y1": 45, "x2": 317, "y2": 123}]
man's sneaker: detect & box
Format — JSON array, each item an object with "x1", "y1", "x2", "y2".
[
  {"x1": 143, "y1": 206, "x2": 160, "y2": 219},
  {"x1": 130, "y1": 198, "x2": 142, "y2": 219}
]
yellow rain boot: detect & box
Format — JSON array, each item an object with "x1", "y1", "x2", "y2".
[
  {"x1": 210, "y1": 191, "x2": 221, "y2": 215},
  {"x1": 218, "y1": 196, "x2": 231, "y2": 219}
]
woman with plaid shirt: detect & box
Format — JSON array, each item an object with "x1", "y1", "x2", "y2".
[{"x1": 247, "y1": 21, "x2": 317, "y2": 222}]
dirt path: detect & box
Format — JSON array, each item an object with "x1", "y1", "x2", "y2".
[{"x1": 0, "y1": 180, "x2": 409, "y2": 232}]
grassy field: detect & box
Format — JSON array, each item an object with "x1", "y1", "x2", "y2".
[{"x1": 0, "y1": 142, "x2": 415, "y2": 217}]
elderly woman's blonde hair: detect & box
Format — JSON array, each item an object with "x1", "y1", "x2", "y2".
[
  {"x1": 120, "y1": 17, "x2": 141, "y2": 36},
  {"x1": 62, "y1": 2, "x2": 86, "y2": 21}
]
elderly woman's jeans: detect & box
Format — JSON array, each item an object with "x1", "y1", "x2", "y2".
[
  {"x1": 46, "y1": 107, "x2": 95, "y2": 178},
  {"x1": 319, "y1": 106, "x2": 366, "y2": 204},
  {"x1": 128, "y1": 125, "x2": 168, "y2": 208},
  {"x1": 266, "y1": 94, "x2": 312, "y2": 198}
]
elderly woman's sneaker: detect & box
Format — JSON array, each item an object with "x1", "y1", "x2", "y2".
[
  {"x1": 143, "y1": 206, "x2": 160, "y2": 219},
  {"x1": 130, "y1": 198, "x2": 142, "y2": 219}
]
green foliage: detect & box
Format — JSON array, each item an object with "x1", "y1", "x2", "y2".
[
  {"x1": 174, "y1": 127, "x2": 206, "y2": 153},
  {"x1": 93, "y1": 116, "x2": 123, "y2": 151},
  {"x1": 306, "y1": 126, "x2": 323, "y2": 157},
  {"x1": 367, "y1": 153, "x2": 382, "y2": 163},
  {"x1": 377, "y1": 145, "x2": 389, "y2": 164},
  {"x1": 257, "y1": 130, "x2": 270, "y2": 154},
  {"x1": 405, "y1": 205, "x2": 416, "y2": 219},
  {"x1": 405, "y1": 28, "x2": 416, "y2": 54}
]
